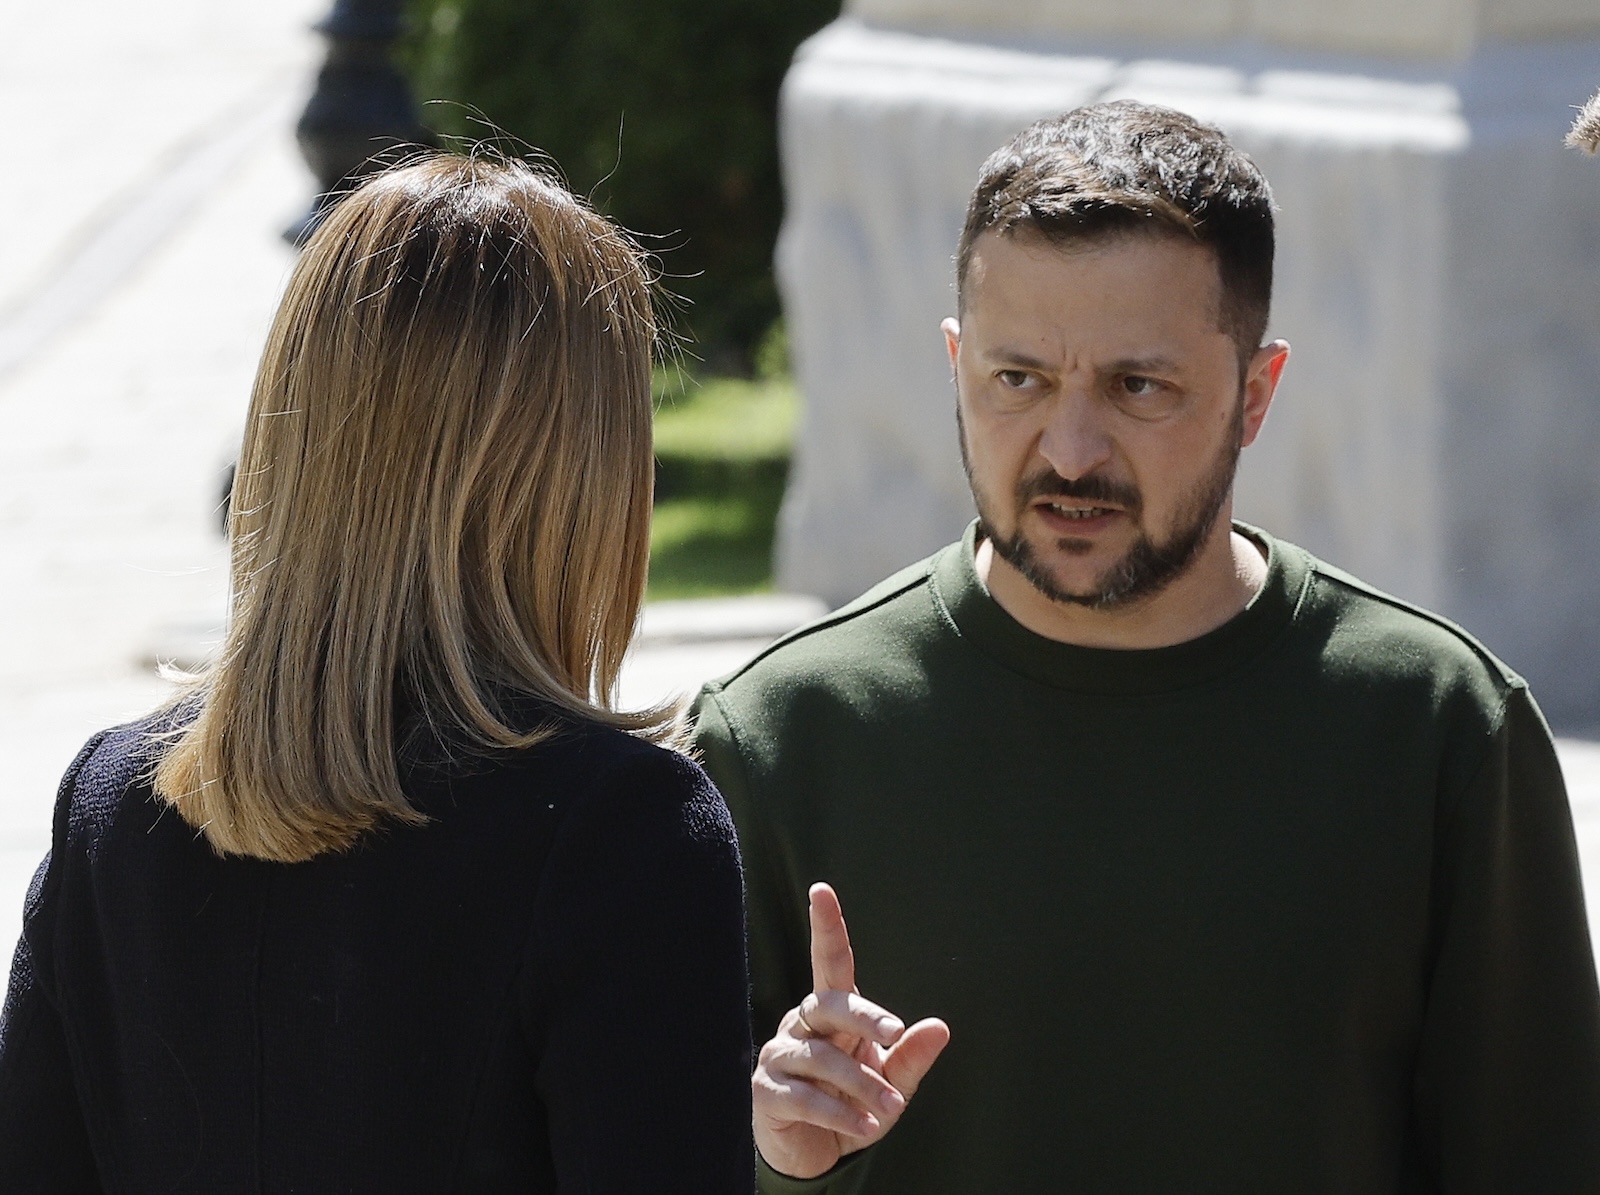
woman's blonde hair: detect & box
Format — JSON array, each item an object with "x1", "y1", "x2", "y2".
[{"x1": 155, "y1": 153, "x2": 671, "y2": 863}]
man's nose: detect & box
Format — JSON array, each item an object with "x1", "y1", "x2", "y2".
[{"x1": 1036, "y1": 392, "x2": 1113, "y2": 481}]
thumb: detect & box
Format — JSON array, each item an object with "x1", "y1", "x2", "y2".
[{"x1": 882, "y1": 1018, "x2": 951, "y2": 1098}]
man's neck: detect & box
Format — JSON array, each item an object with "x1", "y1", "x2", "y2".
[{"x1": 975, "y1": 521, "x2": 1268, "y2": 650}]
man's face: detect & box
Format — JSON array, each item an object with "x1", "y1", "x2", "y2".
[{"x1": 946, "y1": 229, "x2": 1279, "y2": 609}]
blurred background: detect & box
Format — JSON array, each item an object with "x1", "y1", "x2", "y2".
[{"x1": 1, "y1": 0, "x2": 1596, "y2": 952}]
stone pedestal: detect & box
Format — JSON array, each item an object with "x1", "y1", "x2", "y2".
[{"x1": 774, "y1": 3, "x2": 1600, "y2": 729}]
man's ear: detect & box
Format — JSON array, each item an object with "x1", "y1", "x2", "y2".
[
  {"x1": 941, "y1": 317, "x2": 961, "y2": 375},
  {"x1": 1240, "y1": 340, "x2": 1290, "y2": 448}
]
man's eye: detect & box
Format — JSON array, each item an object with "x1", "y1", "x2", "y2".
[
  {"x1": 1111, "y1": 375, "x2": 1183, "y2": 420},
  {"x1": 997, "y1": 370, "x2": 1032, "y2": 389}
]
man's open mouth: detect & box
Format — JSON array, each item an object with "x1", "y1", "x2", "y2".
[{"x1": 1043, "y1": 503, "x2": 1119, "y2": 520}]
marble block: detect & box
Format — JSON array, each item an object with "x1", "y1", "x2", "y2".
[
  {"x1": 847, "y1": 0, "x2": 1600, "y2": 60},
  {"x1": 773, "y1": 18, "x2": 1600, "y2": 729}
]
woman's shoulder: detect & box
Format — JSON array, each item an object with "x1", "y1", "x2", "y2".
[
  {"x1": 402, "y1": 704, "x2": 735, "y2": 859},
  {"x1": 428, "y1": 694, "x2": 696, "y2": 787},
  {"x1": 26, "y1": 712, "x2": 183, "y2": 965},
  {"x1": 547, "y1": 714, "x2": 710, "y2": 790},
  {"x1": 52, "y1": 710, "x2": 178, "y2": 852},
  {"x1": 505, "y1": 715, "x2": 732, "y2": 847}
]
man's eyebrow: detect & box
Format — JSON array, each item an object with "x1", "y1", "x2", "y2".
[
  {"x1": 979, "y1": 346, "x2": 1054, "y2": 370},
  {"x1": 979, "y1": 347, "x2": 1185, "y2": 375},
  {"x1": 1105, "y1": 355, "x2": 1182, "y2": 375}
]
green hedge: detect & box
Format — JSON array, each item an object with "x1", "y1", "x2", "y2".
[
  {"x1": 402, "y1": 0, "x2": 841, "y2": 367},
  {"x1": 648, "y1": 369, "x2": 797, "y2": 597}
]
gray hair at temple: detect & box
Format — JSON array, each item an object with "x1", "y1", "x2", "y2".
[{"x1": 956, "y1": 101, "x2": 1276, "y2": 368}]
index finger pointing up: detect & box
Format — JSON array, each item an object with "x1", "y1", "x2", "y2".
[{"x1": 809, "y1": 882, "x2": 858, "y2": 995}]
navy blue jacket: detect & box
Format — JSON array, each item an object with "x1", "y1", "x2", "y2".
[{"x1": 0, "y1": 708, "x2": 753, "y2": 1192}]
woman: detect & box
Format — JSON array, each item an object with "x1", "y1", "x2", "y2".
[{"x1": 0, "y1": 155, "x2": 753, "y2": 1191}]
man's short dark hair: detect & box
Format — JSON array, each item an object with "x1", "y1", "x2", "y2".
[{"x1": 957, "y1": 101, "x2": 1276, "y2": 363}]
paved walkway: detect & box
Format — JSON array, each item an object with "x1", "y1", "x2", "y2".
[
  {"x1": 0, "y1": 0, "x2": 322, "y2": 949},
  {"x1": 0, "y1": 1, "x2": 1597, "y2": 965}
]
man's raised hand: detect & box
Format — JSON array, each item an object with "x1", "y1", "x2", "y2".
[{"x1": 752, "y1": 882, "x2": 951, "y2": 1179}]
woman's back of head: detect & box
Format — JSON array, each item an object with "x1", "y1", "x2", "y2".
[{"x1": 156, "y1": 153, "x2": 665, "y2": 863}]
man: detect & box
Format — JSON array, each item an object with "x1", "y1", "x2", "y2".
[{"x1": 693, "y1": 102, "x2": 1600, "y2": 1191}]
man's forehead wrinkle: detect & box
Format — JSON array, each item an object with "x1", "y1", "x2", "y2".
[
  {"x1": 979, "y1": 344, "x2": 1055, "y2": 371},
  {"x1": 1106, "y1": 354, "x2": 1183, "y2": 375},
  {"x1": 978, "y1": 341, "x2": 1186, "y2": 378}
]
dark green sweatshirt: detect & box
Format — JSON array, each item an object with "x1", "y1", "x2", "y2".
[{"x1": 692, "y1": 522, "x2": 1600, "y2": 1194}]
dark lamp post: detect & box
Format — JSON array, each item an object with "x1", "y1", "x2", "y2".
[{"x1": 286, "y1": 0, "x2": 433, "y2": 245}]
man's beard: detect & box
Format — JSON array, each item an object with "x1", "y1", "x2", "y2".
[{"x1": 961, "y1": 403, "x2": 1244, "y2": 610}]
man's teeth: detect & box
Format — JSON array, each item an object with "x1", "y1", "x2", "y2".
[{"x1": 1048, "y1": 504, "x2": 1112, "y2": 520}]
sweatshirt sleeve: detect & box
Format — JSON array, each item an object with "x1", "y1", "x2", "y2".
[
  {"x1": 526, "y1": 743, "x2": 754, "y2": 1193},
  {"x1": 1413, "y1": 684, "x2": 1600, "y2": 1190},
  {"x1": 693, "y1": 691, "x2": 877, "y2": 1195},
  {"x1": 756, "y1": 1151, "x2": 874, "y2": 1195},
  {"x1": 691, "y1": 690, "x2": 811, "y2": 1050}
]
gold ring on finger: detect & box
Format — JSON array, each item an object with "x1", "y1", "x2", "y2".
[{"x1": 795, "y1": 1001, "x2": 821, "y2": 1038}]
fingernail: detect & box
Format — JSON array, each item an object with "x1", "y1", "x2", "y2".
[
  {"x1": 880, "y1": 1087, "x2": 905, "y2": 1113},
  {"x1": 879, "y1": 1016, "x2": 904, "y2": 1038}
]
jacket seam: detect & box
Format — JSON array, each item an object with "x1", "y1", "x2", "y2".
[
  {"x1": 705, "y1": 562, "x2": 938, "y2": 693},
  {"x1": 1309, "y1": 565, "x2": 1520, "y2": 688},
  {"x1": 1433, "y1": 681, "x2": 1519, "y2": 837}
]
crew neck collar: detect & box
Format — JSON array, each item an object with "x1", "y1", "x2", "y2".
[{"x1": 930, "y1": 520, "x2": 1310, "y2": 696}]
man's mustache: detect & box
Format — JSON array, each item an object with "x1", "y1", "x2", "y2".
[{"x1": 1016, "y1": 469, "x2": 1142, "y2": 512}]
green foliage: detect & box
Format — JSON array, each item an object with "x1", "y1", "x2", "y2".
[
  {"x1": 401, "y1": 0, "x2": 842, "y2": 365},
  {"x1": 648, "y1": 371, "x2": 798, "y2": 598},
  {"x1": 653, "y1": 371, "x2": 797, "y2": 466},
  {"x1": 647, "y1": 490, "x2": 785, "y2": 598}
]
